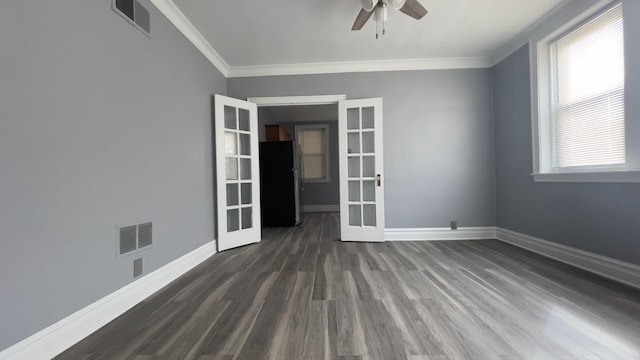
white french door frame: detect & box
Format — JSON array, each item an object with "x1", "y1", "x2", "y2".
[
  {"x1": 246, "y1": 94, "x2": 385, "y2": 243},
  {"x1": 338, "y1": 98, "x2": 385, "y2": 242},
  {"x1": 247, "y1": 95, "x2": 346, "y2": 107},
  {"x1": 215, "y1": 94, "x2": 261, "y2": 251}
]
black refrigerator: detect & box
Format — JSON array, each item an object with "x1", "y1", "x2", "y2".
[{"x1": 259, "y1": 140, "x2": 301, "y2": 227}]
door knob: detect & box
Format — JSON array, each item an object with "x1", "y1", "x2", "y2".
[{"x1": 376, "y1": 174, "x2": 381, "y2": 187}]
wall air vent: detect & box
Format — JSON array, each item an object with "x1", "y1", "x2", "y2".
[
  {"x1": 113, "y1": 0, "x2": 150, "y2": 35},
  {"x1": 137, "y1": 222, "x2": 153, "y2": 248},
  {"x1": 119, "y1": 225, "x2": 138, "y2": 255},
  {"x1": 133, "y1": 258, "x2": 143, "y2": 277},
  {"x1": 119, "y1": 222, "x2": 153, "y2": 255}
]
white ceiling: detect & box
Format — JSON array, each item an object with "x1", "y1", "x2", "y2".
[{"x1": 170, "y1": 0, "x2": 563, "y2": 72}]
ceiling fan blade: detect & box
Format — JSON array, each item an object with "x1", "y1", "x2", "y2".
[
  {"x1": 352, "y1": 8, "x2": 374, "y2": 30},
  {"x1": 399, "y1": 0, "x2": 427, "y2": 20}
]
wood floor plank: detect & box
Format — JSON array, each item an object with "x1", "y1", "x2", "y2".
[
  {"x1": 56, "y1": 213, "x2": 640, "y2": 360},
  {"x1": 356, "y1": 299, "x2": 409, "y2": 360},
  {"x1": 269, "y1": 272, "x2": 314, "y2": 359},
  {"x1": 302, "y1": 300, "x2": 329, "y2": 360}
]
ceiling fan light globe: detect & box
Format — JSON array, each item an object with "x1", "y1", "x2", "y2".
[
  {"x1": 360, "y1": 0, "x2": 376, "y2": 12},
  {"x1": 375, "y1": 6, "x2": 387, "y2": 22}
]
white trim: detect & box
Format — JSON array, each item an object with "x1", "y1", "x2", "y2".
[
  {"x1": 529, "y1": 0, "x2": 624, "y2": 177},
  {"x1": 149, "y1": 0, "x2": 230, "y2": 77},
  {"x1": 302, "y1": 204, "x2": 340, "y2": 212},
  {"x1": 496, "y1": 228, "x2": 640, "y2": 289},
  {"x1": 532, "y1": 170, "x2": 640, "y2": 183},
  {"x1": 229, "y1": 57, "x2": 492, "y2": 78},
  {"x1": 0, "y1": 241, "x2": 217, "y2": 360},
  {"x1": 214, "y1": 95, "x2": 262, "y2": 251},
  {"x1": 385, "y1": 227, "x2": 497, "y2": 241},
  {"x1": 150, "y1": 0, "x2": 492, "y2": 78},
  {"x1": 339, "y1": 98, "x2": 386, "y2": 242},
  {"x1": 248, "y1": 95, "x2": 346, "y2": 107}
]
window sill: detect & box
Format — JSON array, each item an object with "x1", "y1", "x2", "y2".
[{"x1": 532, "y1": 170, "x2": 640, "y2": 183}]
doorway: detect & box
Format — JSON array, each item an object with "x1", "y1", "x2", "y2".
[
  {"x1": 214, "y1": 95, "x2": 386, "y2": 250},
  {"x1": 257, "y1": 104, "x2": 340, "y2": 215}
]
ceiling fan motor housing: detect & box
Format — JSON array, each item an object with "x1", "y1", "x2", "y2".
[
  {"x1": 385, "y1": 0, "x2": 407, "y2": 10},
  {"x1": 360, "y1": 0, "x2": 376, "y2": 12}
]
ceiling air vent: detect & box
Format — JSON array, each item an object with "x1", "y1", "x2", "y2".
[
  {"x1": 119, "y1": 222, "x2": 153, "y2": 255},
  {"x1": 113, "y1": 0, "x2": 150, "y2": 35}
]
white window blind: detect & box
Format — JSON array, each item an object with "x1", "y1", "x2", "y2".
[
  {"x1": 550, "y1": 2, "x2": 625, "y2": 169},
  {"x1": 299, "y1": 127, "x2": 327, "y2": 180}
]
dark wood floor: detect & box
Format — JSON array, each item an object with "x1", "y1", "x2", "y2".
[{"x1": 57, "y1": 213, "x2": 640, "y2": 360}]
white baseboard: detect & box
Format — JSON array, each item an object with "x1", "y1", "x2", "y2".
[
  {"x1": 496, "y1": 228, "x2": 640, "y2": 290},
  {"x1": 302, "y1": 204, "x2": 339, "y2": 212},
  {"x1": 385, "y1": 227, "x2": 497, "y2": 241},
  {"x1": 0, "y1": 241, "x2": 218, "y2": 360}
]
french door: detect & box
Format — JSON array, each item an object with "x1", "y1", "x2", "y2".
[
  {"x1": 214, "y1": 95, "x2": 261, "y2": 251},
  {"x1": 338, "y1": 98, "x2": 385, "y2": 242}
]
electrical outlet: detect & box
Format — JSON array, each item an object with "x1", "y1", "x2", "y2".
[{"x1": 450, "y1": 221, "x2": 458, "y2": 230}]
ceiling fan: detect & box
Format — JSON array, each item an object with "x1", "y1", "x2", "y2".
[{"x1": 352, "y1": 0, "x2": 428, "y2": 38}]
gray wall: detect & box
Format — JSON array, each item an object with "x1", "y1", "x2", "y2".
[
  {"x1": 493, "y1": 0, "x2": 640, "y2": 265},
  {"x1": 0, "y1": 0, "x2": 225, "y2": 349},
  {"x1": 229, "y1": 70, "x2": 496, "y2": 228}
]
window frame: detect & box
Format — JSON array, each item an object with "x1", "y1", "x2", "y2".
[
  {"x1": 296, "y1": 124, "x2": 331, "y2": 183},
  {"x1": 530, "y1": 0, "x2": 640, "y2": 183}
]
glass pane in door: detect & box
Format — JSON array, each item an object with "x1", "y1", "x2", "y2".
[
  {"x1": 226, "y1": 183, "x2": 238, "y2": 206},
  {"x1": 225, "y1": 158, "x2": 238, "y2": 180},
  {"x1": 238, "y1": 109, "x2": 250, "y2": 131},
  {"x1": 362, "y1": 107, "x2": 374, "y2": 129},
  {"x1": 362, "y1": 132, "x2": 375, "y2": 153},
  {"x1": 241, "y1": 207, "x2": 252, "y2": 229},
  {"x1": 347, "y1": 108, "x2": 360, "y2": 129},
  {"x1": 227, "y1": 209, "x2": 239, "y2": 232},
  {"x1": 363, "y1": 204, "x2": 376, "y2": 226},
  {"x1": 349, "y1": 205, "x2": 362, "y2": 226},
  {"x1": 240, "y1": 159, "x2": 251, "y2": 180},
  {"x1": 348, "y1": 133, "x2": 360, "y2": 154},
  {"x1": 348, "y1": 157, "x2": 360, "y2": 177},
  {"x1": 348, "y1": 181, "x2": 360, "y2": 201},
  {"x1": 241, "y1": 183, "x2": 252, "y2": 204},
  {"x1": 362, "y1": 156, "x2": 375, "y2": 177},
  {"x1": 225, "y1": 132, "x2": 237, "y2": 155},
  {"x1": 224, "y1": 106, "x2": 237, "y2": 129},
  {"x1": 362, "y1": 180, "x2": 375, "y2": 201},
  {"x1": 239, "y1": 134, "x2": 251, "y2": 155}
]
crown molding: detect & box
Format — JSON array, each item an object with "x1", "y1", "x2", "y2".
[
  {"x1": 150, "y1": 0, "x2": 499, "y2": 78},
  {"x1": 149, "y1": 0, "x2": 231, "y2": 77},
  {"x1": 227, "y1": 57, "x2": 492, "y2": 78},
  {"x1": 490, "y1": 0, "x2": 600, "y2": 66}
]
